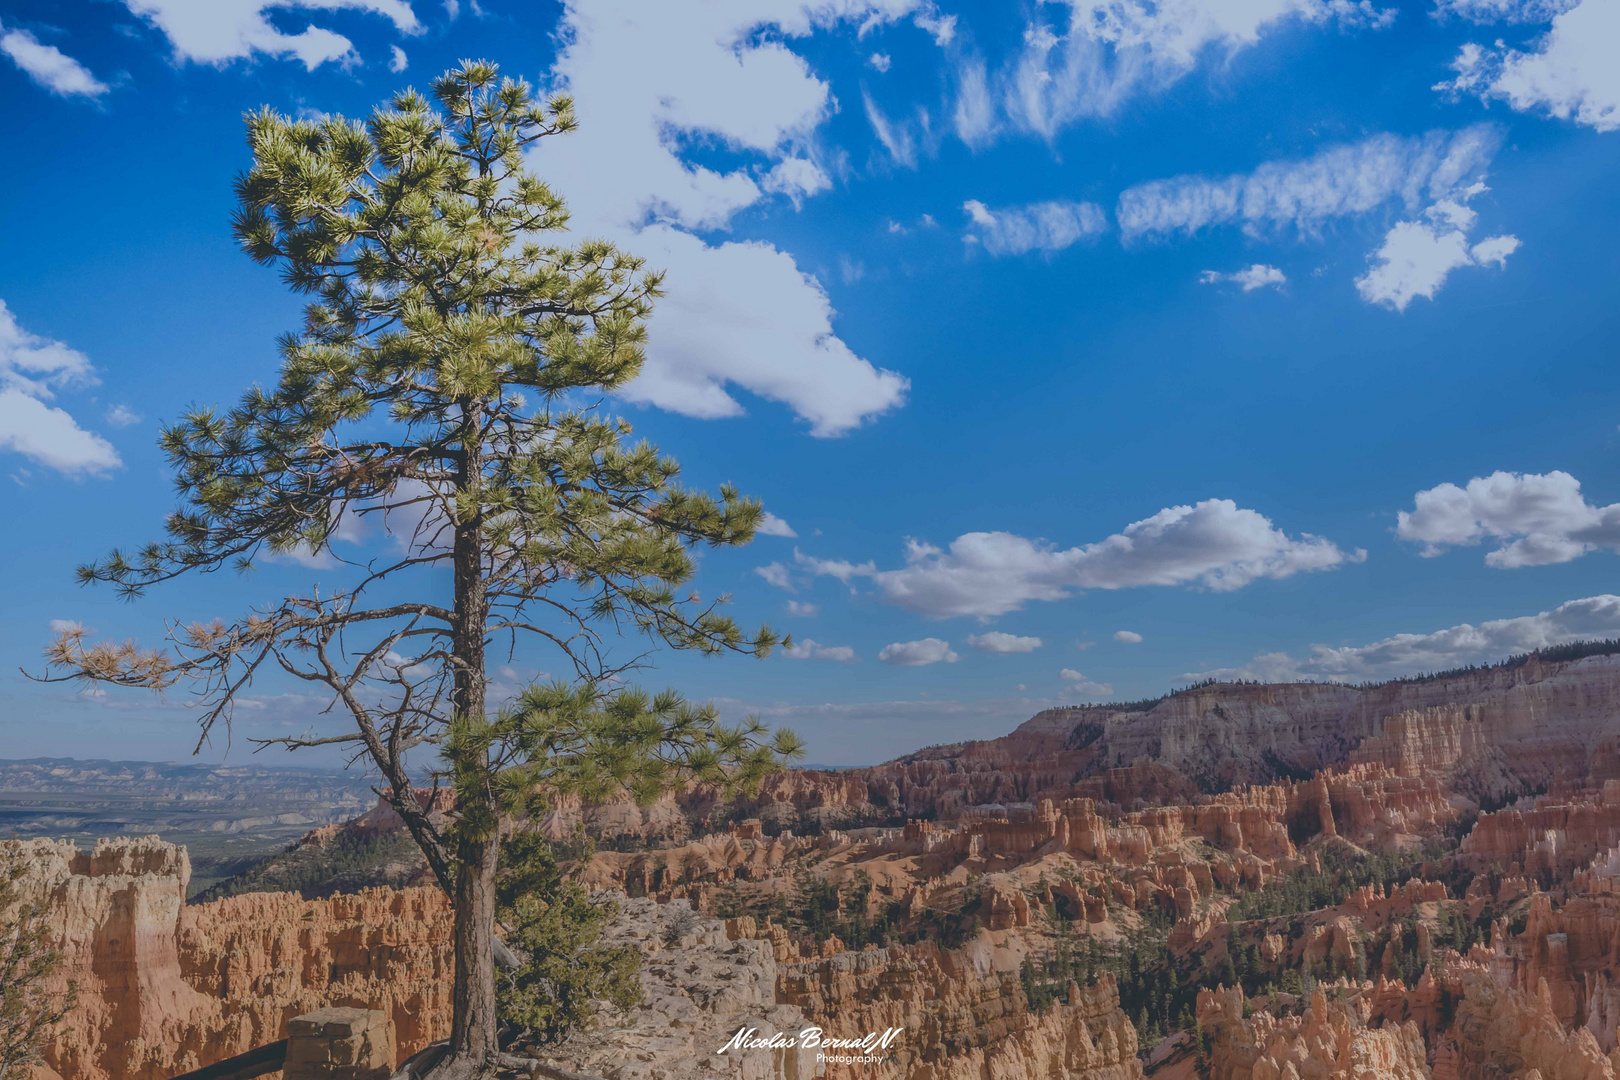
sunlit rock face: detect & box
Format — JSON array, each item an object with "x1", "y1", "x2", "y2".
[
  {"x1": 1199, "y1": 985, "x2": 1431, "y2": 1080},
  {"x1": 14, "y1": 836, "x2": 453, "y2": 1080}
]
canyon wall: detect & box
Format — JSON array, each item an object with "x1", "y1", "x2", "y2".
[
  {"x1": 13, "y1": 836, "x2": 452, "y2": 1080},
  {"x1": 536, "y1": 654, "x2": 1620, "y2": 848}
]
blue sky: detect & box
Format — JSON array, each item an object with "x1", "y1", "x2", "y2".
[{"x1": 2, "y1": 0, "x2": 1618, "y2": 766}]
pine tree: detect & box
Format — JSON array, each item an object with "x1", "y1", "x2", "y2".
[
  {"x1": 1, "y1": 843, "x2": 77, "y2": 1080},
  {"x1": 38, "y1": 62, "x2": 799, "y2": 1077}
]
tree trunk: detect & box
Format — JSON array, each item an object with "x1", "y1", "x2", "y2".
[
  {"x1": 447, "y1": 832, "x2": 500, "y2": 1071},
  {"x1": 442, "y1": 401, "x2": 496, "y2": 1076}
]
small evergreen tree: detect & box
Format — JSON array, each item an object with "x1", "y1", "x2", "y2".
[{"x1": 494, "y1": 832, "x2": 639, "y2": 1047}]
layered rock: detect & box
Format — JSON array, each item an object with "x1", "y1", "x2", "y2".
[
  {"x1": 1446, "y1": 970, "x2": 1620, "y2": 1080},
  {"x1": 15, "y1": 836, "x2": 452, "y2": 1080},
  {"x1": 1462, "y1": 785, "x2": 1620, "y2": 878},
  {"x1": 1198, "y1": 985, "x2": 1430, "y2": 1080}
]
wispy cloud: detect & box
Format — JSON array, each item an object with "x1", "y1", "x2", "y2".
[
  {"x1": 963, "y1": 198, "x2": 1108, "y2": 256},
  {"x1": 1117, "y1": 126, "x2": 1502, "y2": 242},
  {"x1": 1187, "y1": 594, "x2": 1620, "y2": 681},
  {"x1": 1199, "y1": 265, "x2": 1287, "y2": 292}
]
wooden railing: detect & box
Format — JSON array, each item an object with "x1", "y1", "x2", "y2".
[{"x1": 164, "y1": 1039, "x2": 287, "y2": 1080}]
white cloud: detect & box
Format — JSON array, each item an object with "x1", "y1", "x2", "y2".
[
  {"x1": 1199, "y1": 264, "x2": 1287, "y2": 291},
  {"x1": 868, "y1": 51, "x2": 891, "y2": 71},
  {"x1": 1188, "y1": 594, "x2": 1620, "y2": 681},
  {"x1": 534, "y1": 2, "x2": 913, "y2": 437},
  {"x1": 1435, "y1": 0, "x2": 1578, "y2": 22},
  {"x1": 967, "y1": 631, "x2": 1043, "y2": 653},
  {"x1": 1117, "y1": 125, "x2": 1502, "y2": 241},
  {"x1": 1397, "y1": 470, "x2": 1620, "y2": 567},
  {"x1": 1437, "y1": 0, "x2": 1619, "y2": 133},
  {"x1": 913, "y1": 10, "x2": 956, "y2": 44},
  {"x1": 0, "y1": 25, "x2": 108, "y2": 98},
  {"x1": 961, "y1": 0, "x2": 1391, "y2": 142},
  {"x1": 1355, "y1": 187, "x2": 1519, "y2": 310},
  {"x1": 951, "y1": 55, "x2": 996, "y2": 145},
  {"x1": 1059, "y1": 668, "x2": 1113, "y2": 697},
  {"x1": 962, "y1": 198, "x2": 1108, "y2": 256},
  {"x1": 0, "y1": 300, "x2": 119, "y2": 475},
  {"x1": 389, "y1": 44, "x2": 407, "y2": 72},
  {"x1": 757, "y1": 511, "x2": 797, "y2": 538},
  {"x1": 1113, "y1": 630, "x2": 1143, "y2": 643},
  {"x1": 794, "y1": 547, "x2": 876, "y2": 584},
  {"x1": 786, "y1": 600, "x2": 819, "y2": 617},
  {"x1": 105, "y1": 404, "x2": 142, "y2": 428},
  {"x1": 0, "y1": 392, "x2": 121, "y2": 475},
  {"x1": 120, "y1": 1, "x2": 421, "y2": 69},
  {"x1": 783, "y1": 637, "x2": 857, "y2": 661},
  {"x1": 800, "y1": 498, "x2": 1360, "y2": 618},
  {"x1": 863, "y1": 91, "x2": 930, "y2": 169},
  {"x1": 1, "y1": 301, "x2": 97, "y2": 396},
  {"x1": 756, "y1": 561, "x2": 795, "y2": 591},
  {"x1": 879, "y1": 637, "x2": 959, "y2": 665}
]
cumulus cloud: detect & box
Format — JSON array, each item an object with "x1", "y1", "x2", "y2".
[
  {"x1": 533, "y1": 2, "x2": 912, "y2": 437},
  {"x1": 0, "y1": 24, "x2": 108, "y2": 98},
  {"x1": 756, "y1": 561, "x2": 795, "y2": 591},
  {"x1": 104, "y1": 404, "x2": 142, "y2": 428},
  {"x1": 1397, "y1": 470, "x2": 1620, "y2": 567},
  {"x1": 962, "y1": 198, "x2": 1108, "y2": 256},
  {"x1": 1117, "y1": 126, "x2": 1502, "y2": 241},
  {"x1": 783, "y1": 638, "x2": 857, "y2": 661},
  {"x1": 1059, "y1": 668, "x2": 1114, "y2": 697},
  {"x1": 798, "y1": 499, "x2": 1360, "y2": 618},
  {"x1": 958, "y1": 0, "x2": 1392, "y2": 142},
  {"x1": 389, "y1": 44, "x2": 407, "y2": 72},
  {"x1": 1437, "y1": 0, "x2": 1619, "y2": 133},
  {"x1": 757, "y1": 512, "x2": 797, "y2": 538},
  {"x1": 967, "y1": 632, "x2": 1043, "y2": 653},
  {"x1": 1355, "y1": 186, "x2": 1519, "y2": 310},
  {"x1": 1199, "y1": 264, "x2": 1287, "y2": 292},
  {"x1": 120, "y1": 0, "x2": 420, "y2": 69},
  {"x1": 879, "y1": 637, "x2": 959, "y2": 665},
  {"x1": 0, "y1": 300, "x2": 119, "y2": 474},
  {"x1": 1114, "y1": 630, "x2": 1143, "y2": 643},
  {"x1": 794, "y1": 547, "x2": 877, "y2": 584},
  {"x1": 868, "y1": 51, "x2": 891, "y2": 72},
  {"x1": 786, "y1": 600, "x2": 819, "y2": 617},
  {"x1": 1187, "y1": 594, "x2": 1620, "y2": 682}
]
